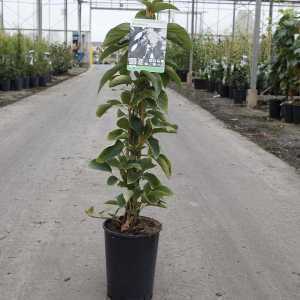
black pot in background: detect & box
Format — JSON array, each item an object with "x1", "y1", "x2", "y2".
[
  {"x1": 103, "y1": 218, "x2": 161, "y2": 300},
  {"x1": 12, "y1": 77, "x2": 23, "y2": 91},
  {"x1": 220, "y1": 84, "x2": 229, "y2": 98},
  {"x1": 228, "y1": 86, "x2": 234, "y2": 99},
  {"x1": 233, "y1": 89, "x2": 246, "y2": 104},
  {"x1": 23, "y1": 76, "x2": 30, "y2": 89},
  {"x1": 269, "y1": 99, "x2": 282, "y2": 120},
  {"x1": 281, "y1": 102, "x2": 294, "y2": 123},
  {"x1": 1, "y1": 79, "x2": 11, "y2": 91},
  {"x1": 194, "y1": 78, "x2": 207, "y2": 90},
  {"x1": 292, "y1": 104, "x2": 300, "y2": 124},
  {"x1": 176, "y1": 70, "x2": 188, "y2": 82},
  {"x1": 30, "y1": 76, "x2": 39, "y2": 88},
  {"x1": 39, "y1": 75, "x2": 48, "y2": 87},
  {"x1": 208, "y1": 80, "x2": 215, "y2": 93}
]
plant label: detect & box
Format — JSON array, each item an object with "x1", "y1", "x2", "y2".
[{"x1": 127, "y1": 19, "x2": 167, "y2": 73}]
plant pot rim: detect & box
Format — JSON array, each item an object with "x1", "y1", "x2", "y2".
[{"x1": 103, "y1": 216, "x2": 162, "y2": 239}]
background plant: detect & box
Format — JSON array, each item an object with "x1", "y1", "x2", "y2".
[{"x1": 86, "y1": 0, "x2": 191, "y2": 232}]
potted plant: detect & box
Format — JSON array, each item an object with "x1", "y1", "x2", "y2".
[
  {"x1": 85, "y1": 1, "x2": 191, "y2": 299},
  {"x1": 193, "y1": 69, "x2": 208, "y2": 90},
  {"x1": 231, "y1": 63, "x2": 249, "y2": 104},
  {"x1": 271, "y1": 9, "x2": 300, "y2": 123}
]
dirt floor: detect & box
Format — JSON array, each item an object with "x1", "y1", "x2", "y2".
[
  {"x1": 0, "y1": 67, "x2": 88, "y2": 108},
  {"x1": 170, "y1": 83, "x2": 300, "y2": 173}
]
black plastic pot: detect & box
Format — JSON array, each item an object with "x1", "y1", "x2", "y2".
[
  {"x1": 208, "y1": 80, "x2": 215, "y2": 93},
  {"x1": 103, "y1": 218, "x2": 161, "y2": 300},
  {"x1": 176, "y1": 70, "x2": 188, "y2": 82},
  {"x1": 23, "y1": 76, "x2": 30, "y2": 89},
  {"x1": 12, "y1": 77, "x2": 23, "y2": 91},
  {"x1": 1, "y1": 79, "x2": 11, "y2": 91},
  {"x1": 269, "y1": 99, "x2": 282, "y2": 120},
  {"x1": 30, "y1": 76, "x2": 39, "y2": 88},
  {"x1": 194, "y1": 78, "x2": 207, "y2": 90},
  {"x1": 220, "y1": 84, "x2": 229, "y2": 98},
  {"x1": 292, "y1": 104, "x2": 300, "y2": 124},
  {"x1": 39, "y1": 75, "x2": 48, "y2": 87},
  {"x1": 281, "y1": 102, "x2": 294, "y2": 123},
  {"x1": 233, "y1": 89, "x2": 246, "y2": 104},
  {"x1": 228, "y1": 86, "x2": 234, "y2": 99}
]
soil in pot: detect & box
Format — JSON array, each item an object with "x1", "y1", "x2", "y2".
[
  {"x1": 293, "y1": 104, "x2": 300, "y2": 124},
  {"x1": 12, "y1": 77, "x2": 23, "y2": 91},
  {"x1": 269, "y1": 99, "x2": 282, "y2": 120},
  {"x1": 104, "y1": 217, "x2": 161, "y2": 300},
  {"x1": 194, "y1": 78, "x2": 207, "y2": 90},
  {"x1": 282, "y1": 102, "x2": 294, "y2": 123},
  {"x1": 1, "y1": 79, "x2": 11, "y2": 91},
  {"x1": 30, "y1": 76, "x2": 39, "y2": 88},
  {"x1": 233, "y1": 89, "x2": 246, "y2": 104}
]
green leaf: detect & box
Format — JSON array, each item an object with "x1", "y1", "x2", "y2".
[
  {"x1": 127, "y1": 169, "x2": 142, "y2": 184},
  {"x1": 96, "y1": 101, "x2": 119, "y2": 118},
  {"x1": 158, "y1": 91, "x2": 168, "y2": 112},
  {"x1": 130, "y1": 115, "x2": 143, "y2": 134},
  {"x1": 109, "y1": 75, "x2": 132, "y2": 87},
  {"x1": 89, "y1": 159, "x2": 112, "y2": 172},
  {"x1": 107, "y1": 129, "x2": 125, "y2": 140},
  {"x1": 153, "y1": 2, "x2": 178, "y2": 12},
  {"x1": 117, "y1": 108, "x2": 126, "y2": 117},
  {"x1": 143, "y1": 172, "x2": 161, "y2": 188},
  {"x1": 97, "y1": 140, "x2": 124, "y2": 163},
  {"x1": 140, "y1": 158, "x2": 156, "y2": 170},
  {"x1": 141, "y1": 71, "x2": 162, "y2": 98},
  {"x1": 117, "y1": 117, "x2": 130, "y2": 130},
  {"x1": 152, "y1": 126, "x2": 177, "y2": 134},
  {"x1": 101, "y1": 41, "x2": 128, "y2": 60},
  {"x1": 107, "y1": 175, "x2": 119, "y2": 185},
  {"x1": 165, "y1": 65, "x2": 181, "y2": 87},
  {"x1": 103, "y1": 23, "x2": 130, "y2": 47},
  {"x1": 155, "y1": 185, "x2": 173, "y2": 196},
  {"x1": 121, "y1": 90, "x2": 131, "y2": 105},
  {"x1": 167, "y1": 23, "x2": 192, "y2": 49},
  {"x1": 116, "y1": 194, "x2": 126, "y2": 207},
  {"x1": 104, "y1": 200, "x2": 119, "y2": 205},
  {"x1": 148, "y1": 137, "x2": 160, "y2": 158},
  {"x1": 156, "y1": 154, "x2": 172, "y2": 177},
  {"x1": 98, "y1": 63, "x2": 122, "y2": 92}
]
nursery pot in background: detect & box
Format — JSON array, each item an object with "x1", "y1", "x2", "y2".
[
  {"x1": 269, "y1": 99, "x2": 282, "y2": 120},
  {"x1": 103, "y1": 218, "x2": 161, "y2": 300},
  {"x1": 292, "y1": 104, "x2": 300, "y2": 124},
  {"x1": 176, "y1": 70, "x2": 188, "y2": 82},
  {"x1": 12, "y1": 77, "x2": 23, "y2": 91},
  {"x1": 208, "y1": 80, "x2": 215, "y2": 93},
  {"x1": 281, "y1": 102, "x2": 294, "y2": 123},
  {"x1": 233, "y1": 89, "x2": 247, "y2": 104},
  {"x1": 23, "y1": 76, "x2": 30, "y2": 89},
  {"x1": 194, "y1": 78, "x2": 207, "y2": 90},
  {"x1": 220, "y1": 84, "x2": 229, "y2": 98},
  {"x1": 39, "y1": 75, "x2": 48, "y2": 87},
  {"x1": 1, "y1": 79, "x2": 11, "y2": 91},
  {"x1": 30, "y1": 76, "x2": 39, "y2": 87}
]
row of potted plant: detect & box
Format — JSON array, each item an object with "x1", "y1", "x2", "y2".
[
  {"x1": 268, "y1": 9, "x2": 300, "y2": 124},
  {"x1": 0, "y1": 32, "x2": 73, "y2": 92}
]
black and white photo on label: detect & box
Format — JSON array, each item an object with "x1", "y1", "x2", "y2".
[{"x1": 128, "y1": 25, "x2": 167, "y2": 68}]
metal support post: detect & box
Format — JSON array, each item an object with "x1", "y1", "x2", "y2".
[
  {"x1": 37, "y1": 0, "x2": 42, "y2": 39},
  {"x1": 187, "y1": 0, "x2": 195, "y2": 87},
  {"x1": 247, "y1": 0, "x2": 262, "y2": 108}
]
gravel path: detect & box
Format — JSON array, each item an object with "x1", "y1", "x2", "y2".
[{"x1": 0, "y1": 65, "x2": 299, "y2": 300}]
